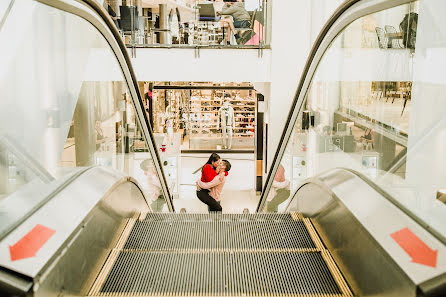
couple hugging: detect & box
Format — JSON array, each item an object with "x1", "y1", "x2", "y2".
[{"x1": 196, "y1": 153, "x2": 231, "y2": 212}]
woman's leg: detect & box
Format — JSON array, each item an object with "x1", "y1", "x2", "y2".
[
  {"x1": 266, "y1": 189, "x2": 290, "y2": 212},
  {"x1": 151, "y1": 195, "x2": 166, "y2": 212},
  {"x1": 197, "y1": 190, "x2": 222, "y2": 212}
]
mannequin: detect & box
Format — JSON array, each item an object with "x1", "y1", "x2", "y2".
[
  {"x1": 164, "y1": 103, "x2": 174, "y2": 146},
  {"x1": 217, "y1": 98, "x2": 235, "y2": 149}
]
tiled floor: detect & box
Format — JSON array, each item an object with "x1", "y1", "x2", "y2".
[{"x1": 175, "y1": 153, "x2": 258, "y2": 213}]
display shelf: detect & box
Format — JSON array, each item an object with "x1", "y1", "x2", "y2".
[{"x1": 188, "y1": 90, "x2": 256, "y2": 144}]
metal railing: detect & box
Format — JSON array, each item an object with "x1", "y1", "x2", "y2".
[{"x1": 106, "y1": 0, "x2": 269, "y2": 49}]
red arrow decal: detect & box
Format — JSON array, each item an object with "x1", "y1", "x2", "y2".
[
  {"x1": 391, "y1": 228, "x2": 438, "y2": 268},
  {"x1": 9, "y1": 224, "x2": 55, "y2": 261}
]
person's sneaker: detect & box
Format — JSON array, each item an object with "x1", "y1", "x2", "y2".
[{"x1": 241, "y1": 31, "x2": 252, "y2": 41}]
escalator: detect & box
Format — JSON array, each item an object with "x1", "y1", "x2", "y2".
[
  {"x1": 88, "y1": 213, "x2": 352, "y2": 297},
  {"x1": 1, "y1": 0, "x2": 446, "y2": 296}
]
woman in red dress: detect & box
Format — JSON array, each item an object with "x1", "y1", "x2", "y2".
[{"x1": 196, "y1": 153, "x2": 224, "y2": 211}]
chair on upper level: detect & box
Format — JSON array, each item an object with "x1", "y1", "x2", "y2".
[
  {"x1": 120, "y1": 6, "x2": 139, "y2": 32},
  {"x1": 375, "y1": 27, "x2": 388, "y2": 49},
  {"x1": 384, "y1": 25, "x2": 403, "y2": 48}
]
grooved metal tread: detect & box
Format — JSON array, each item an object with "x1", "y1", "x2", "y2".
[
  {"x1": 142, "y1": 213, "x2": 298, "y2": 222},
  {"x1": 89, "y1": 213, "x2": 353, "y2": 297},
  {"x1": 125, "y1": 219, "x2": 315, "y2": 250},
  {"x1": 100, "y1": 251, "x2": 342, "y2": 296}
]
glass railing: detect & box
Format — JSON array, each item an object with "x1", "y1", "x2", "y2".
[
  {"x1": 0, "y1": 0, "x2": 174, "y2": 238},
  {"x1": 105, "y1": 0, "x2": 268, "y2": 48},
  {"x1": 259, "y1": 0, "x2": 446, "y2": 240}
]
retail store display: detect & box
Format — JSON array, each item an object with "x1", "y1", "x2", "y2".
[
  {"x1": 149, "y1": 82, "x2": 256, "y2": 151},
  {"x1": 188, "y1": 89, "x2": 256, "y2": 150}
]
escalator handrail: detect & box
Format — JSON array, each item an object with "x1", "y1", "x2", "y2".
[
  {"x1": 0, "y1": 0, "x2": 14, "y2": 32},
  {"x1": 0, "y1": 166, "x2": 93, "y2": 240},
  {"x1": 79, "y1": 0, "x2": 175, "y2": 213},
  {"x1": 256, "y1": 0, "x2": 413, "y2": 213},
  {"x1": 36, "y1": 0, "x2": 175, "y2": 212},
  {"x1": 297, "y1": 167, "x2": 446, "y2": 246}
]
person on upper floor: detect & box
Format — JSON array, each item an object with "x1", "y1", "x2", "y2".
[{"x1": 217, "y1": 0, "x2": 251, "y2": 44}]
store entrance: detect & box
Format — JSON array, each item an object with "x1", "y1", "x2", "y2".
[{"x1": 140, "y1": 81, "x2": 261, "y2": 213}]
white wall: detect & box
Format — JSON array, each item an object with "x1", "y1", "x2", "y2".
[
  {"x1": 130, "y1": 48, "x2": 271, "y2": 82},
  {"x1": 266, "y1": 0, "x2": 342, "y2": 170}
]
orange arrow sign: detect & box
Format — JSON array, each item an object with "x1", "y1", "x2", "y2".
[
  {"x1": 9, "y1": 224, "x2": 55, "y2": 261},
  {"x1": 391, "y1": 228, "x2": 438, "y2": 268}
]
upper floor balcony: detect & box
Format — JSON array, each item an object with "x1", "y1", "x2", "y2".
[{"x1": 104, "y1": 0, "x2": 269, "y2": 49}]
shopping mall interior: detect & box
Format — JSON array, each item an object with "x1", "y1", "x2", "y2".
[{"x1": 1, "y1": 0, "x2": 445, "y2": 296}]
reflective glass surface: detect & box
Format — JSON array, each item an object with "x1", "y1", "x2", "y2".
[
  {"x1": 106, "y1": 0, "x2": 268, "y2": 48},
  {"x1": 264, "y1": 1, "x2": 446, "y2": 238},
  {"x1": 0, "y1": 0, "x2": 169, "y2": 238}
]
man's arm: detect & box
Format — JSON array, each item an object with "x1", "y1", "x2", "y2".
[
  {"x1": 197, "y1": 174, "x2": 222, "y2": 189},
  {"x1": 220, "y1": 4, "x2": 238, "y2": 15}
]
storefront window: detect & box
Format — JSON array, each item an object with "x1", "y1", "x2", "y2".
[{"x1": 145, "y1": 82, "x2": 257, "y2": 152}]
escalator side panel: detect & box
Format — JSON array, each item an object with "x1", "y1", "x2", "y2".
[
  {"x1": 289, "y1": 181, "x2": 416, "y2": 297},
  {"x1": 0, "y1": 167, "x2": 150, "y2": 297}
]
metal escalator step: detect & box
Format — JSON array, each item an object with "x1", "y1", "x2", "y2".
[
  {"x1": 124, "y1": 219, "x2": 315, "y2": 251},
  {"x1": 100, "y1": 251, "x2": 342, "y2": 296},
  {"x1": 142, "y1": 213, "x2": 297, "y2": 222}
]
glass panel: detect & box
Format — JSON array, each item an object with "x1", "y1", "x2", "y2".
[
  {"x1": 104, "y1": 0, "x2": 268, "y2": 47},
  {"x1": 147, "y1": 83, "x2": 257, "y2": 152},
  {"x1": 266, "y1": 0, "x2": 446, "y2": 239},
  {"x1": 0, "y1": 0, "x2": 13, "y2": 26},
  {"x1": 0, "y1": 0, "x2": 168, "y2": 238}
]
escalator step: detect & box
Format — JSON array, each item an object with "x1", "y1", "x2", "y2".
[
  {"x1": 142, "y1": 213, "x2": 297, "y2": 222},
  {"x1": 100, "y1": 251, "x2": 342, "y2": 296},
  {"x1": 124, "y1": 219, "x2": 315, "y2": 250}
]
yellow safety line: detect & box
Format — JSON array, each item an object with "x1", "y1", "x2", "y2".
[
  {"x1": 119, "y1": 248, "x2": 321, "y2": 253},
  {"x1": 290, "y1": 212, "x2": 304, "y2": 221},
  {"x1": 321, "y1": 250, "x2": 354, "y2": 297},
  {"x1": 88, "y1": 218, "x2": 137, "y2": 296},
  {"x1": 115, "y1": 218, "x2": 137, "y2": 250},
  {"x1": 302, "y1": 218, "x2": 325, "y2": 251},
  {"x1": 88, "y1": 293, "x2": 346, "y2": 297},
  {"x1": 139, "y1": 211, "x2": 149, "y2": 221},
  {"x1": 88, "y1": 249, "x2": 120, "y2": 296}
]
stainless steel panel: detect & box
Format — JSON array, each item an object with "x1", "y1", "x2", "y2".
[
  {"x1": 287, "y1": 168, "x2": 446, "y2": 296},
  {"x1": 0, "y1": 167, "x2": 148, "y2": 278},
  {"x1": 0, "y1": 268, "x2": 32, "y2": 297},
  {"x1": 34, "y1": 181, "x2": 147, "y2": 297},
  {"x1": 289, "y1": 181, "x2": 416, "y2": 297}
]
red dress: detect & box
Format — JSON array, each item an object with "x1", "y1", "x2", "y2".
[{"x1": 201, "y1": 164, "x2": 227, "y2": 182}]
